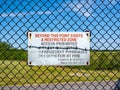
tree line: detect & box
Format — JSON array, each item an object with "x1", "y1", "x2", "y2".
[
  {"x1": 0, "y1": 41, "x2": 119, "y2": 70},
  {"x1": 0, "y1": 42, "x2": 27, "y2": 60}
]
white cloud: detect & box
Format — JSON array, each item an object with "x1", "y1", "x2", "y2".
[
  {"x1": 0, "y1": 11, "x2": 52, "y2": 18},
  {"x1": 108, "y1": 0, "x2": 118, "y2": 5},
  {"x1": 70, "y1": 3, "x2": 82, "y2": 11},
  {"x1": 44, "y1": 11, "x2": 52, "y2": 14},
  {"x1": 65, "y1": 1, "x2": 93, "y2": 17},
  {"x1": 1, "y1": 12, "x2": 28, "y2": 17},
  {"x1": 1, "y1": 13, "x2": 16, "y2": 17},
  {"x1": 84, "y1": 12, "x2": 91, "y2": 17}
]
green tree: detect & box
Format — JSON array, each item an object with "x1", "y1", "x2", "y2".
[
  {"x1": 0, "y1": 42, "x2": 12, "y2": 50},
  {"x1": 0, "y1": 42, "x2": 27, "y2": 60}
]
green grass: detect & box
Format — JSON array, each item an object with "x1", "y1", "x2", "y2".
[
  {"x1": 68, "y1": 50, "x2": 120, "y2": 70},
  {"x1": 0, "y1": 60, "x2": 120, "y2": 86}
]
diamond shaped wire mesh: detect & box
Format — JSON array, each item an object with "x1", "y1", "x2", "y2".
[{"x1": 0, "y1": 0, "x2": 120, "y2": 90}]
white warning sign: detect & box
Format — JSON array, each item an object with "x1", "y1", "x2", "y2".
[{"x1": 28, "y1": 32, "x2": 90, "y2": 66}]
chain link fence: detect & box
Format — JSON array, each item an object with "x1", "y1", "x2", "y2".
[{"x1": 0, "y1": 0, "x2": 120, "y2": 90}]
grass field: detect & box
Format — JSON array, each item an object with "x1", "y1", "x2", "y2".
[{"x1": 0, "y1": 60, "x2": 120, "y2": 86}]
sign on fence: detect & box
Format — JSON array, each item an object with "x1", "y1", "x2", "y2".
[{"x1": 28, "y1": 32, "x2": 90, "y2": 66}]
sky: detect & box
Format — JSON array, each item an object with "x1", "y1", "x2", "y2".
[{"x1": 0, "y1": 0, "x2": 120, "y2": 50}]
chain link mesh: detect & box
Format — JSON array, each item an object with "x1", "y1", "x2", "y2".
[{"x1": 0, "y1": 0, "x2": 120, "y2": 90}]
